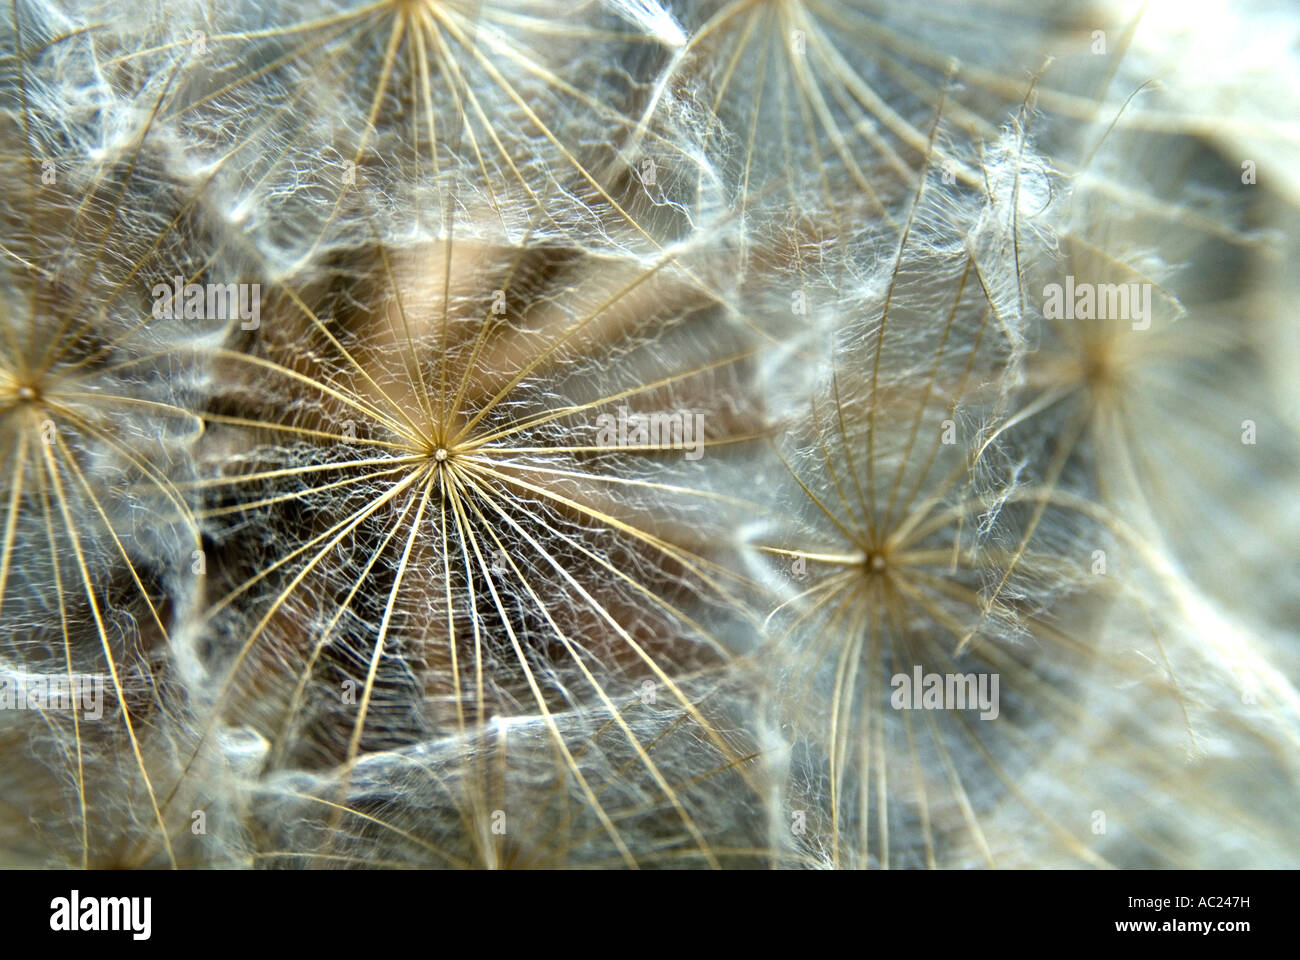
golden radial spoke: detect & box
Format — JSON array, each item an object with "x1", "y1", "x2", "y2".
[
  {"x1": 432, "y1": 8, "x2": 660, "y2": 248},
  {"x1": 414, "y1": 7, "x2": 507, "y2": 225},
  {"x1": 808, "y1": 392, "x2": 868, "y2": 542},
  {"x1": 790, "y1": 10, "x2": 899, "y2": 208},
  {"x1": 200, "y1": 412, "x2": 413, "y2": 451},
  {"x1": 825, "y1": 582, "x2": 867, "y2": 867},
  {"x1": 426, "y1": 14, "x2": 554, "y2": 238},
  {"x1": 761, "y1": 562, "x2": 857, "y2": 628},
  {"x1": 864, "y1": 91, "x2": 945, "y2": 539},
  {"x1": 38, "y1": 433, "x2": 175, "y2": 868},
  {"x1": 473, "y1": 460, "x2": 758, "y2": 510},
  {"x1": 442, "y1": 466, "x2": 488, "y2": 739},
  {"x1": 197, "y1": 463, "x2": 410, "y2": 519},
  {"x1": 466, "y1": 460, "x2": 741, "y2": 593},
  {"x1": 734, "y1": 8, "x2": 772, "y2": 226},
  {"x1": 38, "y1": 54, "x2": 186, "y2": 374},
  {"x1": 269, "y1": 473, "x2": 426, "y2": 765},
  {"x1": 770, "y1": 441, "x2": 863, "y2": 549},
  {"x1": 0, "y1": 427, "x2": 27, "y2": 621},
  {"x1": 45, "y1": 401, "x2": 201, "y2": 541},
  {"x1": 284, "y1": 789, "x2": 468, "y2": 868},
  {"x1": 374, "y1": 233, "x2": 438, "y2": 432},
  {"x1": 436, "y1": 482, "x2": 465, "y2": 735},
  {"x1": 103, "y1": 3, "x2": 387, "y2": 69},
  {"x1": 473, "y1": 18, "x2": 699, "y2": 171},
  {"x1": 954, "y1": 402, "x2": 1089, "y2": 656},
  {"x1": 291, "y1": 8, "x2": 407, "y2": 271},
  {"x1": 10, "y1": 0, "x2": 39, "y2": 358},
  {"x1": 189, "y1": 454, "x2": 425, "y2": 491},
  {"x1": 49, "y1": 427, "x2": 172, "y2": 641},
  {"x1": 826, "y1": 359, "x2": 871, "y2": 542},
  {"x1": 454, "y1": 467, "x2": 761, "y2": 792},
  {"x1": 346, "y1": 466, "x2": 437, "y2": 762},
  {"x1": 891, "y1": 577, "x2": 996, "y2": 868},
  {"x1": 408, "y1": 13, "x2": 442, "y2": 185},
  {"x1": 32, "y1": 442, "x2": 88, "y2": 868},
  {"x1": 484, "y1": 432, "x2": 765, "y2": 456},
  {"x1": 467, "y1": 349, "x2": 758, "y2": 448},
  {"x1": 444, "y1": 240, "x2": 531, "y2": 428},
  {"x1": 274, "y1": 285, "x2": 429, "y2": 443},
  {"x1": 881, "y1": 257, "x2": 971, "y2": 532},
  {"x1": 442, "y1": 467, "x2": 639, "y2": 868},
  {"x1": 202, "y1": 465, "x2": 425, "y2": 691},
  {"x1": 209, "y1": 348, "x2": 420, "y2": 444},
  {"x1": 451, "y1": 255, "x2": 678, "y2": 444},
  {"x1": 456, "y1": 482, "x2": 722, "y2": 868},
  {"x1": 892, "y1": 314, "x2": 986, "y2": 532}
]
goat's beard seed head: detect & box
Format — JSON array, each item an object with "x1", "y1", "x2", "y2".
[
  {"x1": 188, "y1": 220, "x2": 767, "y2": 789},
  {"x1": 3, "y1": 0, "x2": 1299, "y2": 870},
  {"x1": 94, "y1": 0, "x2": 712, "y2": 271},
  {"x1": 744, "y1": 121, "x2": 1300, "y2": 868},
  {"x1": 0, "y1": 68, "x2": 220, "y2": 866}
]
